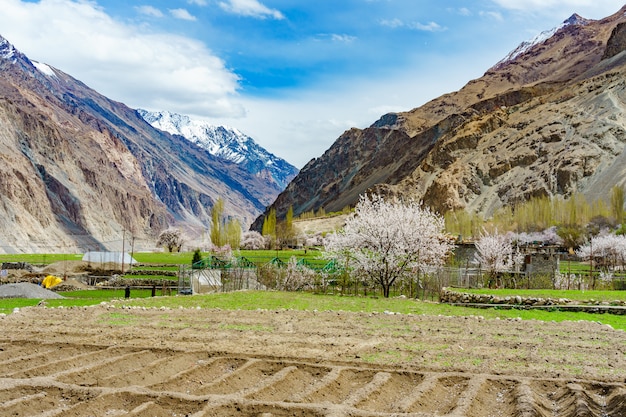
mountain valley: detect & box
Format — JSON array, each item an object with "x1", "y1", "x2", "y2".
[
  {"x1": 0, "y1": 36, "x2": 287, "y2": 252},
  {"x1": 253, "y1": 6, "x2": 626, "y2": 230}
]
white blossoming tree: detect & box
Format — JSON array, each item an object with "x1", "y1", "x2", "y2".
[
  {"x1": 474, "y1": 230, "x2": 522, "y2": 288},
  {"x1": 240, "y1": 230, "x2": 268, "y2": 250},
  {"x1": 156, "y1": 228, "x2": 184, "y2": 253},
  {"x1": 576, "y1": 233, "x2": 626, "y2": 288},
  {"x1": 323, "y1": 194, "x2": 454, "y2": 298}
]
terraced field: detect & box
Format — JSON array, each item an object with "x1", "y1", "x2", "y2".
[{"x1": 0, "y1": 305, "x2": 624, "y2": 416}]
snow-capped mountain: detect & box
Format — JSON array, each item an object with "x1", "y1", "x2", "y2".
[
  {"x1": 491, "y1": 13, "x2": 590, "y2": 70},
  {"x1": 0, "y1": 33, "x2": 287, "y2": 252},
  {"x1": 137, "y1": 109, "x2": 298, "y2": 190}
]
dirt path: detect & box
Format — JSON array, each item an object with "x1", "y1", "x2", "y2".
[{"x1": 0, "y1": 305, "x2": 624, "y2": 416}]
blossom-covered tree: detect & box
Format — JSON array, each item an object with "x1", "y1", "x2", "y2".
[
  {"x1": 474, "y1": 230, "x2": 522, "y2": 287},
  {"x1": 278, "y1": 256, "x2": 316, "y2": 291},
  {"x1": 512, "y1": 226, "x2": 562, "y2": 246},
  {"x1": 156, "y1": 228, "x2": 184, "y2": 252},
  {"x1": 304, "y1": 232, "x2": 324, "y2": 248},
  {"x1": 240, "y1": 231, "x2": 268, "y2": 250},
  {"x1": 323, "y1": 194, "x2": 454, "y2": 297},
  {"x1": 576, "y1": 233, "x2": 626, "y2": 288}
]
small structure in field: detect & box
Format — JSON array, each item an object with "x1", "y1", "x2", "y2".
[
  {"x1": 83, "y1": 252, "x2": 138, "y2": 271},
  {"x1": 82, "y1": 252, "x2": 138, "y2": 267}
]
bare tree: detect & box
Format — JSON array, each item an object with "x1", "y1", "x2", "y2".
[{"x1": 323, "y1": 194, "x2": 454, "y2": 298}]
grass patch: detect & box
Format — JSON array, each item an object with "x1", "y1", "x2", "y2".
[
  {"x1": 0, "y1": 250, "x2": 327, "y2": 267},
  {"x1": 132, "y1": 249, "x2": 325, "y2": 265},
  {"x1": 0, "y1": 289, "x2": 163, "y2": 314},
  {"x1": 98, "y1": 311, "x2": 141, "y2": 326},
  {"x1": 0, "y1": 298, "x2": 42, "y2": 313},
  {"x1": 1, "y1": 290, "x2": 624, "y2": 331},
  {"x1": 0, "y1": 253, "x2": 83, "y2": 265},
  {"x1": 120, "y1": 291, "x2": 626, "y2": 331},
  {"x1": 361, "y1": 349, "x2": 406, "y2": 364},
  {"x1": 124, "y1": 275, "x2": 177, "y2": 281},
  {"x1": 58, "y1": 289, "x2": 160, "y2": 299},
  {"x1": 219, "y1": 323, "x2": 274, "y2": 332}
]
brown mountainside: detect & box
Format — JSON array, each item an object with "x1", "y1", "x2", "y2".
[
  {"x1": 0, "y1": 37, "x2": 280, "y2": 253},
  {"x1": 252, "y1": 6, "x2": 626, "y2": 230}
]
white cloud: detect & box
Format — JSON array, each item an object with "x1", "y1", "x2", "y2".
[
  {"x1": 330, "y1": 34, "x2": 357, "y2": 43},
  {"x1": 447, "y1": 7, "x2": 472, "y2": 16},
  {"x1": 409, "y1": 21, "x2": 445, "y2": 32},
  {"x1": 209, "y1": 52, "x2": 486, "y2": 168},
  {"x1": 188, "y1": 0, "x2": 208, "y2": 5},
  {"x1": 380, "y1": 18, "x2": 404, "y2": 28},
  {"x1": 479, "y1": 11, "x2": 503, "y2": 21},
  {"x1": 0, "y1": 0, "x2": 243, "y2": 118},
  {"x1": 135, "y1": 5, "x2": 164, "y2": 18},
  {"x1": 218, "y1": 0, "x2": 284, "y2": 20},
  {"x1": 381, "y1": 19, "x2": 445, "y2": 32},
  {"x1": 169, "y1": 8, "x2": 196, "y2": 21}
]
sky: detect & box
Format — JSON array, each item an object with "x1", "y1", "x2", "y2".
[{"x1": 1, "y1": 1, "x2": 625, "y2": 168}]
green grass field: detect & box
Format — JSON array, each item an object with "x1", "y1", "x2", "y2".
[
  {"x1": 2, "y1": 290, "x2": 624, "y2": 331},
  {"x1": 1, "y1": 251, "x2": 625, "y2": 331},
  {"x1": 0, "y1": 249, "x2": 326, "y2": 267},
  {"x1": 0, "y1": 253, "x2": 84, "y2": 265}
]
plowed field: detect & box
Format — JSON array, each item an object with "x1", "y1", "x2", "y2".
[{"x1": 0, "y1": 305, "x2": 624, "y2": 416}]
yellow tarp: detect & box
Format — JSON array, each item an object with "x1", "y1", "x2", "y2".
[{"x1": 42, "y1": 275, "x2": 63, "y2": 289}]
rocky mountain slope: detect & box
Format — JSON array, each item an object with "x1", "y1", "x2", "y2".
[
  {"x1": 0, "y1": 36, "x2": 281, "y2": 253},
  {"x1": 252, "y1": 6, "x2": 626, "y2": 230},
  {"x1": 137, "y1": 109, "x2": 298, "y2": 190}
]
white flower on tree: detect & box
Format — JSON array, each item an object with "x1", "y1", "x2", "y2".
[
  {"x1": 323, "y1": 193, "x2": 454, "y2": 298},
  {"x1": 576, "y1": 234, "x2": 626, "y2": 264},
  {"x1": 156, "y1": 228, "x2": 184, "y2": 253},
  {"x1": 576, "y1": 234, "x2": 626, "y2": 288},
  {"x1": 474, "y1": 230, "x2": 521, "y2": 287},
  {"x1": 240, "y1": 230, "x2": 268, "y2": 250}
]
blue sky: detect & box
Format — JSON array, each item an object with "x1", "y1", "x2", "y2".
[{"x1": 1, "y1": 1, "x2": 625, "y2": 167}]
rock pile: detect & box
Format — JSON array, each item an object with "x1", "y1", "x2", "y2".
[
  {"x1": 440, "y1": 288, "x2": 626, "y2": 307},
  {"x1": 0, "y1": 283, "x2": 65, "y2": 299}
]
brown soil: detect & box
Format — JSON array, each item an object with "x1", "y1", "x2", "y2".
[
  {"x1": 294, "y1": 214, "x2": 348, "y2": 235},
  {"x1": 0, "y1": 305, "x2": 624, "y2": 416},
  {"x1": 42, "y1": 260, "x2": 92, "y2": 276}
]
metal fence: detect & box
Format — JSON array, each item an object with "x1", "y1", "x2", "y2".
[{"x1": 178, "y1": 258, "x2": 623, "y2": 297}]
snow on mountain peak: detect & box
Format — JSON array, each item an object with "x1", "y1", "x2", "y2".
[
  {"x1": 0, "y1": 36, "x2": 17, "y2": 61},
  {"x1": 137, "y1": 109, "x2": 298, "y2": 189},
  {"x1": 32, "y1": 61, "x2": 57, "y2": 78},
  {"x1": 492, "y1": 13, "x2": 589, "y2": 70}
]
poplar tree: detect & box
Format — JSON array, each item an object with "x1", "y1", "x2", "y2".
[
  {"x1": 262, "y1": 207, "x2": 276, "y2": 238},
  {"x1": 226, "y1": 218, "x2": 242, "y2": 249},
  {"x1": 210, "y1": 198, "x2": 226, "y2": 247},
  {"x1": 610, "y1": 185, "x2": 625, "y2": 226}
]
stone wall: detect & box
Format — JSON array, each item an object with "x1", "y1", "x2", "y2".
[{"x1": 440, "y1": 288, "x2": 626, "y2": 315}]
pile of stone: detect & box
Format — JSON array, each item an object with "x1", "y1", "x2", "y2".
[
  {"x1": 0, "y1": 282, "x2": 64, "y2": 299},
  {"x1": 98, "y1": 276, "x2": 174, "y2": 288},
  {"x1": 440, "y1": 288, "x2": 626, "y2": 307},
  {"x1": 1, "y1": 262, "x2": 34, "y2": 271},
  {"x1": 124, "y1": 269, "x2": 176, "y2": 277}
]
